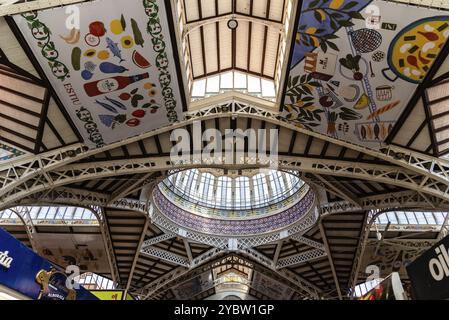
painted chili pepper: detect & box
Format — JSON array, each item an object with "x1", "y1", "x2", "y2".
[
  {"x1": 126, "y1": 118, "x2": 140, "y2": 127},
  {"x1": 132, "y1": 110, "x2": 146, "y2": 118}
]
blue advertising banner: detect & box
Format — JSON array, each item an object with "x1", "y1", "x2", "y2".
[{"x1": 0, "y1": 227, "x2": 98, "y2": 300}]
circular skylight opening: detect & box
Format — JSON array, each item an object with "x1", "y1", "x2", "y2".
[{"x1": 159, "y1": 168, "x2": 305, "y2": 211}]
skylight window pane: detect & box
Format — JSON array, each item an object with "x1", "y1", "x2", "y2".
[
  {"x1": 377, "y1": 214, "x2": 389, "y2": 224},
  {"x1": 234, "y1": 72, "x2": 247, "y2": 89},
  {"x1": 247, "y1": 75, "x2": 261, "y2": 93},
  {"x1": 74, "y1": 208, "x2": 84, "y2": 219},
  {"x1": 38, "y1": 207, "x2": 49, "y2": 219},
  {"x1": 434, "y1": 212, "x2": 446, "y2": 225},
  {"x1": 397, "y1": 212, "x2": 408, "y2": 224},
  {"x1": 407, "y1": 212, "x2": 418, "y2": 225},
  {"x1": 424, "y1": 212, "x2": 436, "y2": 224},
  {"x1": 261, "y1": 79, "x2": 276, "y2": 97},
  {"x1": 30, "y1": 206, "x2": 40, "y2": 219},
  {"x1": 206, "y1": 76, "x2": 220, "y2": 93},
  {"x1": 386, "y1": 212, "x2": 398, "y2": 224},
  {"x1": 415, "y1": 212, "x2": 427, "y2": 224},
  {"x1": 220, "y1": 72, "x2": 233, "y2": 89},
  {"x1": 192, "y1": 79, "x2": 206, "y2": 97}
]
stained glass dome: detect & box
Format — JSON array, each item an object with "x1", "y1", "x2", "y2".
[{"x1": 159, "y1": 169, "x2": 305, "y2": 211}]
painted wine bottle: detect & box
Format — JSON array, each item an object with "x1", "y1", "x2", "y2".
[{"x1": 83, "y1": 73, "x2": 149, "y2": 97}]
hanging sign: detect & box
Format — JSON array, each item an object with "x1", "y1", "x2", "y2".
[
  {"x1": 0, "y1": 228, "x2": 97, "y2": 300},
  {"x1": 406, "y1": 234, "x2": 449, "y2": 300},
  {"x1": 0, "y1": 251, "x2": 13, "y2": 269}
]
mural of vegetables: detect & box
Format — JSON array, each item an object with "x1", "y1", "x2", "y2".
[
  {"x1": 71, "y1": 47, "x2": 81, "y2": 71},
  {"x1": 99, "y1": 61, "x2": 129, "y2": 73},
  {"x1": 89, "y1": 21, "x2": 107, "y2": 37},
  {"x1": 131, "y1": 18, "x2": 144, "y2": 47},
  {"x1": 10, "y1": 0, "x2": 228, "y2": 147}
]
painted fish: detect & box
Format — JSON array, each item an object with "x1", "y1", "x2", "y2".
[
  {"x1": 106, "y1": 37, "x2": 125, "y2": 63},
  {"x1": 104, "y1": 96, "x2": 127, "y2": 110},
  {"x1": 95, "y1": 100, "x2": 118, "y2": 114}
]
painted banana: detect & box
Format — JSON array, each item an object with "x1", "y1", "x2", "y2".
[{"x1": 60, "y1": 28, "x2": 80, "y2": 44}]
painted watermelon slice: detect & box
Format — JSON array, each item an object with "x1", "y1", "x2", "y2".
[{"x1": 132, "y1": 50, "x2": 151, "y2": 69}]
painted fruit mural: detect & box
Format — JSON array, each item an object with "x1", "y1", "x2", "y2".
[
  {"x1": 13, "y1": 0, "x2": 183, "y2": 148},
  {"x1": 283, "y1": 0, "x2": 449, "y2": 150}
]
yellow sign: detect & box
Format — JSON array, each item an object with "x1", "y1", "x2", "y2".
[{"x1": 90, "y1": 290, "x2": 134, "y2": 300}]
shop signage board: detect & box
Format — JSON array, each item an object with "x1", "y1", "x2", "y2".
[
  {"x1": 0, "y1": 227, "x2": 97, "y2": 300},
  {"x1": 90, "y1": 290, "x2": 134, "y2": 300},
  {"x1": 406, "y1": 234, "x2": 449, "y2": 300},
  {"x1": 12, "y1": 0, "x2": 184, "y2": 148}
]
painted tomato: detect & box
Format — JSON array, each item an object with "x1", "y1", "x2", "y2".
[
  {"x1": 126, "y1": 118, "x2": 140, "y2": 127},
  {"x1": 89, "y1": 21, "x2": 107, "y2": 37},
  {"x1": 119, "y1": 93, "x2": 131, "y2": 101},
  {"x1": 132, "y1": 110, "x2": 146, "y2": 118}
]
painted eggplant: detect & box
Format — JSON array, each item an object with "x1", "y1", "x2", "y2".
[{"x1": 99, "y1": 62, "x2": 129, "y2": 74}]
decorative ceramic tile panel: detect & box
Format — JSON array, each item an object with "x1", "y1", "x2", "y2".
[
  {"x1": 153, "y1": 187, "x2": 316, "y2": 236},
  {"x1": 13, "y1": 0, "x2": 184, "y2": 148},
  {"x1": 283, "y1": 0, "x2": 449, "y2": 149}
]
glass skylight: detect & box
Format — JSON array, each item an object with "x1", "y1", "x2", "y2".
[
  {"x1": 161, "y1": 169, "x2": 304, "y2": 210},
  {"x1": 191, "y1": 71, "x2": 277, "y2": 102},
  {"x1": 0, "y1": 206, "x2": 98, "y2": 222},
  {"x1": 374, "y1": 211, "x2": 448, "y2": 226}
]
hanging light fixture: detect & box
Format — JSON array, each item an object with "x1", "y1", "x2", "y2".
[
  {"x1": 227, "y1": 18, "x2": 238, "y2": 30},
  {"x1": 227, "y1": 3, "x2": 238, "y2": 30}
]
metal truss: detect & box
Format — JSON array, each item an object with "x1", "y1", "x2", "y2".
[
  {"x1": 141, "y1": 246, "x2": 190, "y2": 267},
  {"x1": 108, "y1": 173, "x2": 156, "y2": 205},
  {"x1": 9, "y1": 206, "x2": 37, "y2": 251},
  {"x1": 321, "y1": 190, "x2": 449, "y2": 216},
  {"x1": 11, "y1": 187, "x2": 147, "y2": 214},
  {"x1": 134, "y1": 255, "x2": 250, "y2": 299},
  {"x1": 318, "y1": 221, "x2": 342, "y2": 300},
  {"x1": 237, "y1": 246, "x2": 321, "y2": 299},
  {"x1": 135, "y1": 252, "x2": 320, "y2": 300},
  {"x1": 1, "y1": 154, "x2": 435, "y2": 210},
  {"x1": 89, "y1": 206, "x2": 121, "y2": 284},
  {"x1": 141, "y1": 233, "x2": 177, "y2": 250},
  {"x1": 276, "y1": 249, "x2": 327, "y2": 269},
  {"x1": 125, "y1": 218, "x2": 150, "y2": 294},
  {"x1": 4, "y1": 98, "x2": 449, "y2": 211},
  {"x1": 140, "y1": 247, "x2": 224, "y2": 299},
  {"x1": 438, "y1": 212, "x2": 449, "y2": 240},
  {"x1": 290, "y1": 234, "x2": 325, "y2": 250}
]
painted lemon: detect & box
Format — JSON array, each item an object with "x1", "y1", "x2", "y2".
[
  {"x1": 329, "y1": 0, "x2": 344, "y2": 9},
  {"x1": 353, "y1": 93, "x2": 369, "y2": 110},
  {"x1": 121, "y1": 36, "x2": 134, "y2": 49},
  {"x1": 97, "y1": 50, "x2": 110, "y2": 60},
  {"x1": 110, "y1": 19, "x2": 124, "y2": 35}
]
